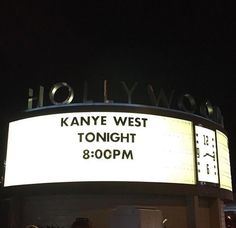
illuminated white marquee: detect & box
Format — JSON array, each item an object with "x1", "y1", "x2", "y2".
[
  {"x1": 4, "y1": 112, "x2": 196, "y2": 187},
  {"x1": 217, "y1": 130, "x2": 232, "y2": 191}
]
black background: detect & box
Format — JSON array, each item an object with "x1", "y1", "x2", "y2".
[{"x1": 0, "y1": 2, "x2": 236, "y2": 190}]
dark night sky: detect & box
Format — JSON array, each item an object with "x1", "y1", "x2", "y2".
[{"x1": 0, "y1": 2, "x2": 236, "y2": 188}]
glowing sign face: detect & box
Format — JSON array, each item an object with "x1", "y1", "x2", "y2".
[
  {"x1": 195, "y1": 126, "x2": 219, "y2": 184},
  {"x1": 217, "y1": 130, "x2": 232, "y2": 191},
  {"x1": 4, "y1": 112, "x2": 196, "y2": 187}
]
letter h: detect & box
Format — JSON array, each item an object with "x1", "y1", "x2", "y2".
[{"x1": 27, "y1": 86, "x2": 44, "y2": 109}]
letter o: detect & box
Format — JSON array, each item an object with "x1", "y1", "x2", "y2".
[
  {"x1": 49, "y1": 82, "x2": 74, "y2": 105},
  {"x1": 85, "y1": 132, "x2": 95, "y2": 142},
  {"x1": 177, "y1": 94, "x2": 197, "y2": 113},
  {"x1": 104, "y1": 149, "x2": 112, "y2": 159},
  {"x1": 200, "y1": 100, "x2": 214, "y2": 119}
]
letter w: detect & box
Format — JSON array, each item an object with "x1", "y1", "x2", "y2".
[
  {"x1": 147, "y1": 85, "x2": 174, "y2": 108},
  {"x1": 113, "y1": 116, "x2": 127, "y2": 126}
]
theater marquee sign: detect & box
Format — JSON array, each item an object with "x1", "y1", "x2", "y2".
[
  {"x1": 2, "y1": 81, "x2": 232, "y2": 195},
  {"x1": 4, "y1": 108, "x2": 232, "y2": 191}
]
